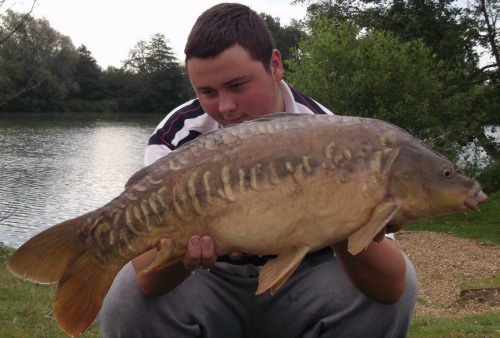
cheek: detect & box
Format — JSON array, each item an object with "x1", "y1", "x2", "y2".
[
  {"x1": 239, "y1": 89, "x2": 275, "y2": 116},
  {"x1": 199, "y1": 98, "x2": 221, "y2": 117}
]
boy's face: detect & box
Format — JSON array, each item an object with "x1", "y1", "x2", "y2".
[{"x1": 186, "y1": 44, "x2": 285, "y2": 126}]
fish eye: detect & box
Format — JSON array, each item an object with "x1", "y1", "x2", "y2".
[{"x1": 440, "y1": 164, "x2": 455, "y2": 178}]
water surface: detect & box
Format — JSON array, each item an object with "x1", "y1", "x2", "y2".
[{"x1": 0, "y1": 114, "x2": 161, "y2": 248}]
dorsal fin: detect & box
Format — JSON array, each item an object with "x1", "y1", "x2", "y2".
[{"x1": 124, "y1": 165, "x2": 152, "y2": 189}]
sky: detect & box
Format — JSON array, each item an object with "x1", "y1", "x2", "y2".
[{"x1": 3, "y1": 0, "x2": 308, "y2": 68}]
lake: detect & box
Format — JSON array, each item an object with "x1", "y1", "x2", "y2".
[{"x1": 0, "y1": 114, "x2": 162, "y2": 248}]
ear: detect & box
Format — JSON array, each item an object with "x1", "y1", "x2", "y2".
[{"x1": 270, "y1": 49, "x2": 284, "y2": 81}]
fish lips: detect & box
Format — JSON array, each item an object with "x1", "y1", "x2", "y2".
[{"x1": 464, "y1": 188, "x2": 488, "y2": 210}]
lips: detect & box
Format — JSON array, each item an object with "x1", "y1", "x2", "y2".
[
  {"x1": 222, "y1": 116, "x2": 246, "y2": 125},
  {"x1": 464, "y1": 189, "x2": 488, "y2": 209}
]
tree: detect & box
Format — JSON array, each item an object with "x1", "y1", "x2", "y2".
[
  {"x1": 467, "y1": 0, "x2": 500, "y2": 70},
  {"x1": 0, "y1": 10, "x2": 78, "y2": 112},
  {"x1": 373, "y1": 0, "x2": 499, "y2": 163},
  {"x1": 71, "y1": 45, "x2": 103, "y2": 101},
  {"x1": 124, "y1": 33, "x2": 178, "y2": 75},
  {"x1": 260, "y1": 13, "x2": 305, "y2": 70},
  {"x1": 296, "y1": 0, "x2": 477, "y2": 61},
  {"x1": 287, "y1": 20, "x2": 448, "y2": 143},
  {"x1": 466, "y1": 0, "x2": 500, "y2": 163},
  {"x1": 0, "y1": 0, "x2": 37, "y2": 46},
  {"x1": 294, "y1": 0, "x2": 499, "y2": 165},
  {"x1": 121, "y1": 33, "x2": 190, "y2": 113},
  {"x1": 101, "y1": 66, "x2": 139, "y2": 111}
]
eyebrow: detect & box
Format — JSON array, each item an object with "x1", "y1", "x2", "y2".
[{"x1": 195, "y1": 76, "x2": 249, "y2": 91}]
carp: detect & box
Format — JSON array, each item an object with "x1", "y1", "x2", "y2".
[{"x1": 7, "y1": 113, "x2": 487, "y2": 336}]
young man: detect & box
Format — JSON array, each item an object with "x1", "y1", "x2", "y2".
[{"x1": 97, "y1": 3, "x2": 418, "y2": 337}]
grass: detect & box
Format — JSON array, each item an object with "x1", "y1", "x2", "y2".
[
  {"x1": 0, "y1": 245, "x2": 98, "y2": 337},
  {"x1": 459, "y1": 275, "x2": 500, "y2": 291},
  {"x1": 0, "y1": 192, "x2": 498, "y2": 337},
  {"x1": 408, "y1": 313, "x2": 500, "y2": 337}
]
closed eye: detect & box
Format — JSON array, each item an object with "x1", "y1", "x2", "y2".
[{"x1": 228, "y1": 80, "x2": 248, "y2": 92}]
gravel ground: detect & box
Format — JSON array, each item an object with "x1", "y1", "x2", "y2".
[{"x1": 396, "y1": 231, "x2": 499, "y2": 318}]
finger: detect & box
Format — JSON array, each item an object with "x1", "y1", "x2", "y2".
[
  {"x1": 229, "y1": 252, "x2": 243, "y2": 260},
  {"x1": 200, "y1": 236, "x2": 216, "y2": 269},
  {"x1": 183, "y1": 235, "x2": 202, "y2": 271}
]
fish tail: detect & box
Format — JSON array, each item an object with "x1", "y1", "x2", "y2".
[
  {"x1": 7, "y1": 215, "x2": 126, "y2": 336},
  {"x1": 7, "y1": 216, "x2": 89, "y2": 284},
  {"x1": 54, "y1": 250, "x2": 122, "y2": 336}
]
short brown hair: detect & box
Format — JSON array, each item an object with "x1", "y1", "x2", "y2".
[{"x1": 184, "y1": 3, "x2": 275, "y2": 72}]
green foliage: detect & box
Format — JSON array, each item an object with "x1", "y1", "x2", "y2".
[
  {"x1": 295, "y1": 0, "x2": 500, "y2": 165},
  {"x1": 0, "y1": 243, "x2": 12, "y2": 261},
  {"x1": 0, "y1": 13, "x2": 192, "y2": 114},
  {"x1": 70, "y1": 45, "x2": 104, "y2": 101},
  {"x1": 297, "y1": 0, "x2": 480, "y2": 70},
  {"x1": 287, "y1": 21, "x2": 445, "y2": 137},
  {"x1": 287, "y1": 13, "x2": 499, "y2": 164},
  {"x1": 261, "y1": 13, "x2": 305, "y2": 71},
  {"x1": 0, "y1": 10, "x2": 79, "y2": 112},
  {"x1": 375, "y1": 0, "x2": 479, "y2": 70},
  {"x1": 65, "y1": 99, "x2": 120, "y2": 113},
  {"x1": 477, "y1": 163, "x2": 500, "y2": 194},
  {"x1": 121, "y1": 33, "x2": 191, "y2": 113},
  {"x1": 124, "y1": 33, "x2": 178, "y2": 75}
]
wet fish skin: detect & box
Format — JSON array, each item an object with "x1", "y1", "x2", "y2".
[{"x1": 7, "y1": 113, "x2": 487, "y2": 336}]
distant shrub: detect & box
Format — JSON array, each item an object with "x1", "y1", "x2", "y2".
[
  {"x1": 477, "y1": 163, "x2": 500, "y2": 193},
  {"x1": 0, "y1": 242, "x2": 14, "y2": 260},
  {"x1": 65, "y1": 99, "x2": 120, "y2": 113}
]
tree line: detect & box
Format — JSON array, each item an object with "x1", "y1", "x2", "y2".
[
  {"x1": 1, "y1": 1, "x2": 499, "y2": 176},
  {"x1": 0, "y1": 9, "x2": 304, "y2": 115},
  {"x1": 0, "y1": 10, "x2": 192, "y2": 114}
]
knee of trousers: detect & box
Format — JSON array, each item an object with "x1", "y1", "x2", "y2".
[
  {"x1": 400, "y1": 253, "x2": 419, "y2": 311},
  {"x1": 96, "y1": 263, "x2": 151, "y2": 333}
]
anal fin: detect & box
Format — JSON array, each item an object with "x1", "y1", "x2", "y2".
[
  {"x1": 348, "y1": 201, "x2": 399, "y2": 255},
  {"x1": 256, "y1": 246, "x2": 310, "y2": 295},
  {"x1": 138, "y1": 237, "x2": 178, "y2": 277}
]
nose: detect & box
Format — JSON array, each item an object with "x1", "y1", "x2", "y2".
[{"x1": 218, "y1": 92, "x2": 237, "y2": 118}]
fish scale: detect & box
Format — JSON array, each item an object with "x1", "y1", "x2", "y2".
[{"x1": 7, "y1": 113, "x2": 487, "y2": 337}]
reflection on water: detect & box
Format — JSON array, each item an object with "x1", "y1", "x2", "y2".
[{"x1": 0, "y1": 114, "x2": 160, "y2": 248}]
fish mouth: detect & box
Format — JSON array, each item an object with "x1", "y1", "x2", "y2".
[{"x1": 464, "y1": 188, "x2": 488, "y2": 210}]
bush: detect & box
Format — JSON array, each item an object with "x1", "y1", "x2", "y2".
[
  {"x1": 65, "y1": 99, "x2": 120, "y2": 113},
  {"x1": 477, "y1": 163, "x2": 500, "y2": 193}
]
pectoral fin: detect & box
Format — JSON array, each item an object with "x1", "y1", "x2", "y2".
[
  {"x1": 138, "y1": 237, "x2": 178, "y2": 277},
  {"x1": 348, "y1": 201, "x2": 399, "y2": 255},
  {"x1": 256, "y1": 246, "x2": 310, "y2": 295}
]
